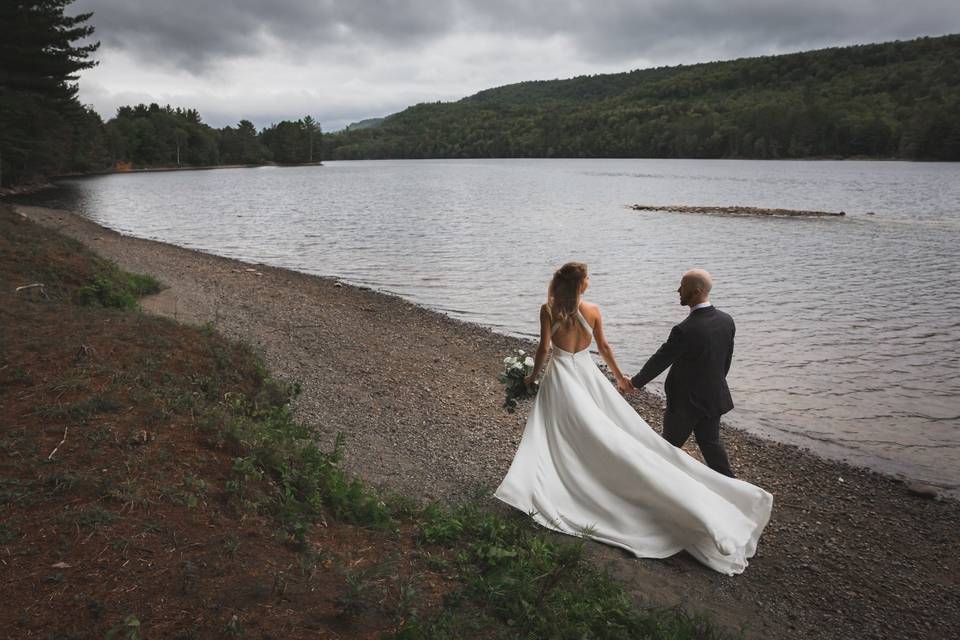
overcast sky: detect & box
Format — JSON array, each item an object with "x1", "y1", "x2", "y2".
[{"x1": 71, "y1": 0, "x2": 960, "y2": 132}]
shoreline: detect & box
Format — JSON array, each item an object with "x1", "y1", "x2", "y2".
[
  {"x1": 15, "y1": 203, "x2": 960, "y2": 639},
  {"x1": 95, "y1": 161, "x2": 324, "y2": 174},
  {"x1": 0, "y1": 163, "x2": 325, "y2": 196}
]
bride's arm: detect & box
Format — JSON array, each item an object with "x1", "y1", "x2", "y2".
[
  {"x1": 524, "y1": 304, "x2": 552, "y2": 387},
  {"x1": 592, "y1": 306, "x2": 632, "y2": 392}
]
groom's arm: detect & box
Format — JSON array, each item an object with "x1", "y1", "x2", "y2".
[
  {"x1": 724, "y1": 321, "x2": 735, "y2": 375},
  {"x1": 631, "y1": 325, "x2": 685, "y2": 389}
]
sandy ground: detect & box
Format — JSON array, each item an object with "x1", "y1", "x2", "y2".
[{"x1": 14, "y1": 204, "x2": 959, "y2": 640}]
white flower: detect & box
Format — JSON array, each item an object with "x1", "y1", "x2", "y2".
[
  {"x1": 503, "y1": 357, "x2": 512, "y2": 364},
  {"x1": 524, "y1": 357, "x2": 535, "y2": 368}
]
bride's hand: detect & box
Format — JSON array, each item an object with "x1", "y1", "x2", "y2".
[
  {"x1": 616, "y1": 375, "x2": 634, "y2": 395},
  {"x1": 524, "y1": 373, "x2": 536, "y2": 389}
]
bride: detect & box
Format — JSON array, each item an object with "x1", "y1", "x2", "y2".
[{"x1": 494, "y1": 262, "x2": 773, "y2": 575}]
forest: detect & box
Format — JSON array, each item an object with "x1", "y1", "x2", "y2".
[
  {"x1": 324, "y1": 34, "x2": 960, "y2": 161},
  {"x1": 1, "y1": 1, "x2": 958, "y2": 187}
]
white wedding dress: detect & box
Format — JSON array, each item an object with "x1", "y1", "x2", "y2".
[{"x1": 495, "y1": 309, "x2": 773, "y2": 575}]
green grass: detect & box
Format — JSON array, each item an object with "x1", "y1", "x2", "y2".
[
  {"x1": 68, "y1": 505, "x2": 118, "y2": 530},
  {"x1": 36, "y1": 393, "x2": 123, "y2": 422},
  {"x1": 105, "y1": 614, "x2": 142, "y2": 640},
  {"x1": 216, "y1": 382, "x2": 392, "y2": 544},
  {"x1": 74, "y1": 259, "x2": 162, "y2": 309},
  {"x1": 211, "y1": 374, "x2": 732, "y2": 639},
  {"x1": 412, "y1": 502, "x2": 687, "y2": 638},
  {"x1": 0, "y1": 524, "x2": 17, "y2": 544}
]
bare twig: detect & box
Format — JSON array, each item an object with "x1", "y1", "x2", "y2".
[
  {"x1": 47, "y1": 426, "x2": 68, "y2": 460},
  {"x1": 15, "y1": 283, "x2": 49, "y2": 299}
]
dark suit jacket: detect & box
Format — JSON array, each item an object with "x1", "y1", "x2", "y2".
[{"x1": 631, "y1": 306, "x2": 735, "y2": 417}]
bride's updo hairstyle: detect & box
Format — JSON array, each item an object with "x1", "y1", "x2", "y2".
[{"x1": 548, "y1": 262, "x2": 588, "y2": 327}]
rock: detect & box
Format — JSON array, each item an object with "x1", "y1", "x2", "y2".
[{"x1": 905, "y1": 482, "x2": 940, "y2": 499}]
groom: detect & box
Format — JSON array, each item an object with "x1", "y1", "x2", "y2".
[{"x1": 628, "y1": 269, "x2": 737, "y2": 477}]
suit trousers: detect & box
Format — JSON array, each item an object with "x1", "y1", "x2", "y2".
[{"x1": 663, "y1": 404, "x2": 735, "y2": 478}]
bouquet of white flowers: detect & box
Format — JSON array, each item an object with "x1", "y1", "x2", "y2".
[{"x1": 499, "y1": 349, "x2": 537, "y2": 413}]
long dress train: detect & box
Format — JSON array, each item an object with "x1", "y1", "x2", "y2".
[{"x1": 494, "y1": 310, "x2": 773, "y2": 575}]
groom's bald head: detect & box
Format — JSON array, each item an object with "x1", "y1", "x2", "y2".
[
  {"x1": 678, "y1": 269, "x2": 713, "y2": 306},
  {"x1": 683, "y1": 269, "x2": 713, "y2": 293}
]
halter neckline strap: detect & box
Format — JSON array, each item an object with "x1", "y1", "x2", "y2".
[{"x1": 550, "y1": 306, "x2": 593, "y2": 336}]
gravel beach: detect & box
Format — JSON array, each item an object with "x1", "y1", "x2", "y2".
[{"x1": 15, "y1": 204, "x2": 959, "y2": 640}]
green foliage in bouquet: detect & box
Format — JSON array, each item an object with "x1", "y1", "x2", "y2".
[{"x1": 499, "y1": 349, "x2": 537, "y2": 413}]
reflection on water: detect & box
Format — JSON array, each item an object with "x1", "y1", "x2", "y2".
[{"x1": 20, "y1": 158, "x2": 960, "y2": 490}]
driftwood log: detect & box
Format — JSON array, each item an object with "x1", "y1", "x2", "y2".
[{"x1": 630, "y1": 204, "x2": 845, "y2": 217}]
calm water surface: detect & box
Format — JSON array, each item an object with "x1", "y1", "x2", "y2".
[{"x1": 25, "y1": 159, "x2": 960, "y2": 490}]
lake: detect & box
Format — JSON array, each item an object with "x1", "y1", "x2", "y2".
[{"x1": 22, "y1": 158, "x2": 960, "y2": 491}]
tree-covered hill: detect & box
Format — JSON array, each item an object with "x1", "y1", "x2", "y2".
[{"x1": 324, "y1": 34, "x2": 960, "y2": 161}]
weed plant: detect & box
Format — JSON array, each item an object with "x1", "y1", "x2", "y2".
[
  {"x1": 74, "y1": 259, "x2": 161, "y2": 309},
  {"x1": 218, "y1": 379, "x2": 391, "y2": 542}
]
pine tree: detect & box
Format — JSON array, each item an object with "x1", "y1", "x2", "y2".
[
  {"x1": 0, "y1": 0, "x2": 99, "y2": 99},
  {"x1": 302, "y1": 115, "x2": 321, "y2": 162},
  {"x1": 0, "y1": 0, "x2": 101, "y2": 185}
]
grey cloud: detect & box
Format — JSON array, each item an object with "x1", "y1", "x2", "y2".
[
  {"x1": 73, "y1": 0, "x2": 960, "y2": 74},
  {"x1": 459, "y1": 0, "x2": 960, "y2": 65},
  {"x1": 74, "y1": 0, "x2": 459, "y2": 72}
]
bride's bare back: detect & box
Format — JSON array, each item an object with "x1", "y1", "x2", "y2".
[
  {"x1": 524, "y1": 266, "x2": 629, "y2": 396},
  {"x1": 549, "y1": 302, "x2": 599, "y2": 353}
]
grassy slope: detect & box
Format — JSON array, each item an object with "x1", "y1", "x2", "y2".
[{"x1": 0, "y1": 204, "x2": 731, "y2": 639}]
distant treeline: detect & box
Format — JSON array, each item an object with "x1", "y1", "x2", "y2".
[
  {"x1": 0, "y1": 2, "x2": 321, "y2": 186},
  {"x1": 3, "y1": 96, "x2": 323, "y2": 185},
  {"x1": 2, "y1": 2, "x2": 959, "y2": 188},
  {"x1": 324, "y1": 34, "x2": 960, "y2": 161},
  {"x1": 103, "y1": 104, "x2": 322, "y2": 168}
]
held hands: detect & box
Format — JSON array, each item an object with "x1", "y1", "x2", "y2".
[{"x1": 616, "y1": 375, "x2": 636, "y2": 395}]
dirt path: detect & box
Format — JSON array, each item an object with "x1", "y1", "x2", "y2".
[{"x1": 17, "y1": 204, "x2": 958, "y2": 640}]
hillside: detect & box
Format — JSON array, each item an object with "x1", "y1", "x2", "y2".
[{"x1": 324, "y1": 34, "x2": 960, "y2": 161}]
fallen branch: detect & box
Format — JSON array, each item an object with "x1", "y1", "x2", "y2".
[
  {"x1": 47, "y1": 426, "x2": 68, "y2": 460},
  {"x1": 15, "y1": 283, "x2": 49, "y2": 298},
  {"x1": 629, "y1": 204, "x2": 845, "y2": 217}
]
